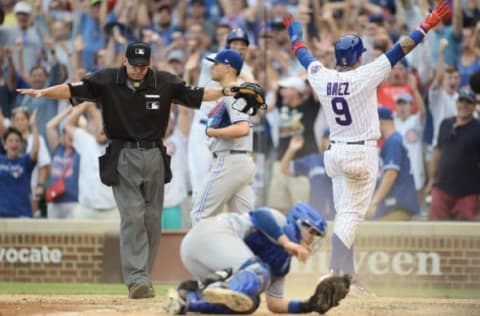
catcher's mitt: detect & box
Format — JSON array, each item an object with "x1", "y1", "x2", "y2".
[
  {"x1": 309, "y1": 275, "x2": 351, "y2": 314},
  {"x1": 231, "y1": 82, "x2": 266, "y2": 115}
]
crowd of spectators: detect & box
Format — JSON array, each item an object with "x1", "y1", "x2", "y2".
[{"x1": 0, "y1": 0, "x2": 479, "y2": 224}]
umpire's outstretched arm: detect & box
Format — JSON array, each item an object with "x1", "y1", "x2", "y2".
[
  {"x1": 17, "y1": 83, "x2": 233, "y2": 103},
  {"x1": 17, "y1": 83, "x2": 71, "y2": 100}
]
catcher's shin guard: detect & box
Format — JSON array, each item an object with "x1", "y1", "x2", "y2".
[
  {"x1": 203, "y1": 257, "x2": 270, "y2": 312},
  {"x1": 230, "y1": 257, "x2": 271, "y2": 296},
  {"x1": 183, "y1": 285, "x2": 260, "y2": 314}
]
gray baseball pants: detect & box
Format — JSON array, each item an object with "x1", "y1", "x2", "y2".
[{"x1": 113, "y1": 147, "x2": 164, "y2": 288}]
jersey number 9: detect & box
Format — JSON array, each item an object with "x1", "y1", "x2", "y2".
[{"x1": 331, "y1": 97, "x2": 352, "y2": 126}]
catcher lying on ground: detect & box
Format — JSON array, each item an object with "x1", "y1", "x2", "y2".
[{"x1": 164, "y1": 203, "x2": 350, "y2": 314}]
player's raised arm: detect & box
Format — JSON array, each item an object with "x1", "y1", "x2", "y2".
[
  {"x1": 283, "y1": 14, "x2": 316, "y2": 70},
  {"x1": 384, "y1": 0, "x2": 450, "y2": 67}
]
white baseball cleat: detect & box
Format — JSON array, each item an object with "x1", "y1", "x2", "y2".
[
  {"x1": 317, "y1": 270, "x2": 336, "y2": 283},
  {"x1": 163, "y1": 288, "x2": 187, "y2": 314},
  {"x1": 203, "y1": 287, "x2": 253, "y2": 312},
  {"x1": 348, "y1": 280, "x2": 376, "y2": 298}
]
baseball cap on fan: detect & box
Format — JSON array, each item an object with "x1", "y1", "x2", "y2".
[
  {"x1": 205, "y1": 49, "x2": 243, "y2": 73},
  {"x1": 395, "y1": 92, "x2": 413, "y2": 103},
  {"x1": 126, "y1": 42, "x2": 151, "y2": 66},
  {"x1": 378, "y1": 106, "x2": 393, "y2": 120},
  {"x1": 278, "y1": 76, "x2": 306, "y2": 93},
  {"x1": 13, "y1": 1, "x2": 32, "y2": 14},
  {"x1": 457, "y1": 90, "x2": 476, "y2": 104}
]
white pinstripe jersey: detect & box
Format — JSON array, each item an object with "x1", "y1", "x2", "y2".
[{"x1": 307, "y1": 54, "x2": 392, "y2": 142}]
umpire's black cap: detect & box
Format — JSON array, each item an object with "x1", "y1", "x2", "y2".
[{"x1": 126, "y1": 42, "x2": 151, "y2": 66}]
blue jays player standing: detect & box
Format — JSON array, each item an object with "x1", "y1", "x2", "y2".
[
  {"x1": 190, "y1": 49, "x2": 255, "y2": 225},
  {"x1": 187, "y1": 29, "x2": 254, "y2": 204},
  {"x1": 283, "y1": 1, "x2": 450, "y2": 292},
  {"x1": 164, "y1": 202, "x2": 327, "y2": 314}
]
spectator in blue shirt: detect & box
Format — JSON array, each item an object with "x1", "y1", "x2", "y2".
[
  {"x1": 429, "y1": 0, "x2": 463, "y2": 67},
  {"x1": 45, "y1": 107, "x2": 80, "y2": 219},
  {"x1": 0, "y1": 111, "x2": 39, "y2": 218},
  {"x1": 15, "y1": 64, "x2": 63, "y2": 146},
  {"x1": 0, "y1": 45, "x2": 30, "y2": 118},
  {"x1": 73, "y1": 0, "x2": 107, "y2": 72},
  {"x1": 367, "y1": 107, "x2": 419, "y2": 220}
]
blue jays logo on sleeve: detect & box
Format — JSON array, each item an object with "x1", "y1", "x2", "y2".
[{"x1": 310, "y1": 64, "x2": 321, "y2": 74}]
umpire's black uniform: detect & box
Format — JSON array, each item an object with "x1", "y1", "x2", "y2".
[{"x1": 68, "y1": 42, "x2": 204, "y2": 298}]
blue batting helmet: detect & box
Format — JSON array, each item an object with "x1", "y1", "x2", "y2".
[
  {"x1": 334, "y1": 34, "x2": 366, "y2": 66},
  {"x1": 284, "y1": 203, "x2": 327, "y2": 244},
  {"x1": 226, "y1": 28, "x2": 250, "y2": 48}
]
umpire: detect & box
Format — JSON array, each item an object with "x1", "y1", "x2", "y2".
[{"x1": 17, "y1": 41, "x2": 232, "y2": 299}]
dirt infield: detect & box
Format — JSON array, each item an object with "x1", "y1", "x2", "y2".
[{"x1": 0, "y1": 295, "x2": 479, "y2": 316}]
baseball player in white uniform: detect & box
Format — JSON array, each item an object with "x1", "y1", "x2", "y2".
[
  {"x1": 188, "y1": 28, "x2": 254, "y2": 203},
  {"x1": 283, "y1": 1, "x2": 450, "y2": 293}
]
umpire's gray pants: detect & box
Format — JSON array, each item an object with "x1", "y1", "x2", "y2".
[{"x1": 113, "y1": 147, "x2": 164, "y2": 288}]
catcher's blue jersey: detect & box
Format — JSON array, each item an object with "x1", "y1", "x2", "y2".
[{"x1": 244, "y1": 231, "x2": 291, "y2": 277}]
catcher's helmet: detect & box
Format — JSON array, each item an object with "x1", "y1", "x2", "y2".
[
  {"x1": 226, "y1": 28, "x2": 250, "y2": 48},
  {"x1": 284, "y1": 203, "x2": 327, "y2": 244},
  {"x1": 334, "y1": 34, "x2": 366, "y2": 66}
]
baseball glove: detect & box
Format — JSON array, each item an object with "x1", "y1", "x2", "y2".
[
  {"x1": 231, "y1": 82, "x2": 266, "y2": 115},
  {"x1": 309, "y1": 275, "x2": 351, "y2": 314}
]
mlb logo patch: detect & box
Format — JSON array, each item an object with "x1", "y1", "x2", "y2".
[
  {"x1": 145, "y1": 94, "x2": 160, "y2": 110},
  {"x1": 146, "y1": 101, "x2": 160, "y2": 110},
  {"x1": 135, "y1": 48, "x2": 145, "y2": 55}
]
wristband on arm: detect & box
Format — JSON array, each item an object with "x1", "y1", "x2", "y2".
[
  {"x1": 288, "y1": 300, "x2": 314, "y2": 313},
  {"x1": 293, "y1": 41, "x2": 308, "y2": 55}
]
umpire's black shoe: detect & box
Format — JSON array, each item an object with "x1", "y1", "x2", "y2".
[{"x1": 128, "y1": 282, "x2": 155, "y2": 299}]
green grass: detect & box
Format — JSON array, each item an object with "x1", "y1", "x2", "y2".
[{"x1": 0, "y1": 282, "x2": 172, "y2": 295}]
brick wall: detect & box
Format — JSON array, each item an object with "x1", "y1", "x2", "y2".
[
  {"x1": 288, "y1": 223, "x2": 480, "y2": 292},
  {"x1": 354, "y1": 236, "x2": 480, "y2": 289},
  {"x1": 0, "y1": 233, "x2": 104, "y2": 283},
  {"x1": 0, "y1": 220, "x2": 479, "y2": 290}
]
